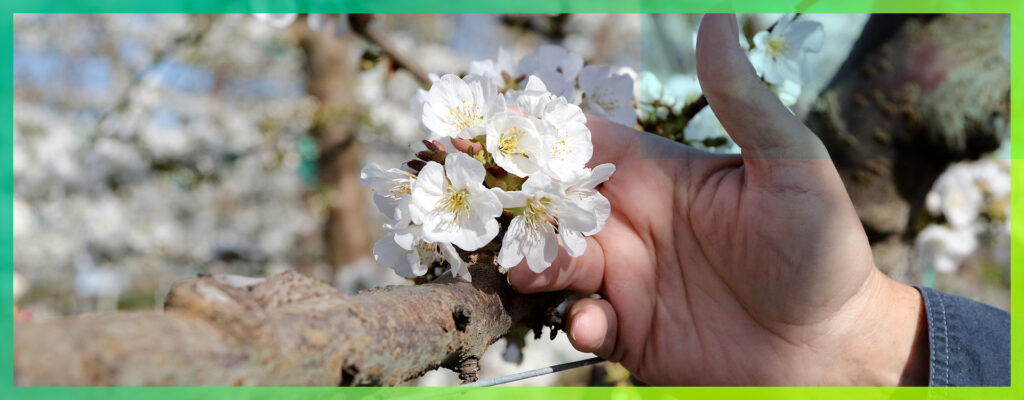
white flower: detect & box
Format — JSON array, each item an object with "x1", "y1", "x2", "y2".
[
  {"x1": 928, "y1": 164, "x2": 982, "y2": 229},
  {"x1": 421, "y1": 74, "x2": 507, "y2": 139},
  {"x1": 495, "y1": 175, "x2": 563, "y2": 272},
  {"x1": 577, "y1": 65, "x2": 636, "y2": 127},
  {"x1": 637, "y1": 71, "x2": 663, "y2": 105},
  {"x1": 662, "y1": 74, "x2": 703, "y2": 114},
  {"x1": 515, "y1": 76, "x2": 593, "y2": 181},
  {"x1": 557, "y1": 164, "x2": 614, "y2": 256},
  {"x1": 517, "y1": 45, "x2": 583, "y2": 99},
  {"x1": 373, "y1": 226, "x2": 469, "y2": 280},
  {"x1": 469, "y1": 48, "x2": 518, "y2": 89},
  {"x1": 971, "y1": 160, "x2": 1010, "y2": 199},
  {"x1": 748, "y1": 14, "x2": 824, "y2": 85},
  {"x1": 684, "y1": 106, "x2": 740, "y2": 154},
  {"x1": 360, "y1": 164, "x2": 417, "y2": 227},
  {"x1": 914, "y1": 224, "x2": 977, "y2": 274},
  {"x1": 772, "y1": 79, "x2": 802, "y2": 107},
  {"x1": 485, "y1": 113, "x2": 545, "y2": 177},
  {"x1": 411, "y1": 153, "x2": 502, "y2": 250},
  {"x1": 496, "y1": 174, "x2": 598, "y2": 272}
]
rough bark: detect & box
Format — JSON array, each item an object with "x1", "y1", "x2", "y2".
[
  {"x1": 14, "y1": 264, "x2": 563, "y2": 386},
  {"x1": 804, "y1": 14, "x2": 1010, "y2": 277}
]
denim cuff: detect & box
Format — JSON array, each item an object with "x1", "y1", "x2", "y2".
[{"x1": 914, "y1": 286, "x2": 1010, "y2": 386}]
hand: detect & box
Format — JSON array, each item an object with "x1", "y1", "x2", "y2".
[{"x1": 508, "y1": 14, "x2": 928, "y2": 385}]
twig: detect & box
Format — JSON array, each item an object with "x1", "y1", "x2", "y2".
[
  {"x1": 499, "y1": 14, "x2": 570, "y2": 43},
  {"x1": 347, "y1": 14, "x2": 431, "y2": 87}
]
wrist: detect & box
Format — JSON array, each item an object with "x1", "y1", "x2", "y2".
[{"x1": 828, "y1": 269, "x2": 929, "y2": 385}]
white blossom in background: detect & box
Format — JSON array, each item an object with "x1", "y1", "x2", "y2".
[
  {"x1": 916, "y1": 159, "x2": 1010, "y2": 275},
  {"x1": 747, "y1": 14, "x2": 824, "y2": 85},
  {"x1": 662, "y1": 74, "x2": 702, "y2": 114},
  {"x1": 913, "y1": 224, "x2": 978, "y2": 274},
  {"x1": 577, "y1": 65, "x2": 636, "y2": 127},
  {"x1": 926, "y1": 163, "x2": 983, "y2": 229},
  {"x1": 517, "y1": 44, "x2": 584, "y2": 98},
  {"x1": 684, "y1": 106, "x2": 741, "y2": 154},
  {"x1": 469, "y1": 47, "x2": 517, "y2": 88}
]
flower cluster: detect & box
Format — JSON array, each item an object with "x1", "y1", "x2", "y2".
[
  {"x1": 914, "y1": 159, "x2": 1010, "y2": 274},
  {"x1": 362, "y1": 45, "x2": 620, "y2": 280},
  {"x1": 639, "y1": 14, "x2": 824, "y2": 153}
]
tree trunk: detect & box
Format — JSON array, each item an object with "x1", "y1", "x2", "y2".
[
  {"x1": 804, "y1": 14, "x2": 1010, "y2": 279},
  {"x1": 14, "y1": 265, "x2": 563, "y2": 386},
  {"x1": 295, "y1": 17, "x2": 372, "y2": 280}
]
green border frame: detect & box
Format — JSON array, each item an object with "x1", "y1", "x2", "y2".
[{"x1": 1, "y1": 0, "x2": 1020, "y2": 399}]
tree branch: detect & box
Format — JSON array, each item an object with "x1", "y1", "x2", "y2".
[
  {"x1": 14, "y1": 265, "x2": 563, "y2": 386},
  {"x1": 347, "y1": 14, "x2": 432, "y2": 87}
]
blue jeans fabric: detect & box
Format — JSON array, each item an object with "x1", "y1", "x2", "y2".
[{"x1": 914, "y1": 286, "x2": 1010, "y2": 386}]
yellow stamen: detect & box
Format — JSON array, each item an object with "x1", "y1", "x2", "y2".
[
  {"x1": 522, "y1": 197, "x2": 557, "y2": 242},
  {"x1": 435, "y1": 185, "x2": 472, "y2": 227},
  {"x1": 415, "y1": 241, "x2": 443, "y2": 267},
  {"x1": 498, "y1": 126, "x2": 527, "y2": 156},
  {"x1": 449, "y1": 99, "x2": 483, "y2": 131},
  {"x1": 766, "y1": 35, "x2": 788, "y2": 57}
]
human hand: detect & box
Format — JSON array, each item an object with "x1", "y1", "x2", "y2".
[{"x1": 508, "y1": 14, "x2": 928, "y2": 386}]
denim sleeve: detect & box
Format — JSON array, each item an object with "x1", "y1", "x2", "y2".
[{"x1": 914, "y1": 286, "x2": 1010, "y2": 386}]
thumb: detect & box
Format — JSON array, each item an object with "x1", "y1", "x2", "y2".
[{"x1": 695, "y1": 14, "x2": 828, "y2": 161}]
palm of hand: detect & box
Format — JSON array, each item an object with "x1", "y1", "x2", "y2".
[
  {"x1": 510, "y1": 14, "x2": 917, "y2": 386},
  {"x1": 581, "y1": 126, "x2": 874, "y2": 384}
]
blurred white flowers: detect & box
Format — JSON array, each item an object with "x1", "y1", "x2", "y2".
[
  {"x1": 915, "y1": 159, "x2": 1010, "y2": 275},
  {"x1": 914, "y1": 224, "x2": 978, "y2": 274},
  {"x1": 747, "y1": 14, "x2": 824, "y2": 85},
  {"x1": 363, "y1": 45, "x2": 618, "y2": 278},
  {"x1": 684, "y1": 106, "x2": 740, "y2": 154},
  {"x1": 636, "y1": 14, "x2": 826, "y2": 155},
  {"x1": 518, "y1": 44, "x2": 584, "y2": 99},
  {"x1": 578, "y1": 65, "x2": 636, "y2": 127}
]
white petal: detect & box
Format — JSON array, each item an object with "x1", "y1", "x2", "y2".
[
  {"x1": 497, "y1": 217, "x2": 528, "y2": 268},
  {"x1": 581, "y1": 191, "x2": 611, "y2": 236},
  {"x1": 444, "y1": 152, "x2": 485, "y2": 189},
  {"x1": 470, "y1": 185, "x2": 504, "y2": 220},
  {"x1": 440, "y1": 242, "x2": 470, "y2": 281},
  {"x1": 526, "y1": 229, "x2": 559, "y2": 273},
  {"x1": 492, "y1": 187, "x2": 527, "y2": 208},
  {"x1": 373, "y1": 234, "x2": 418, "y2": 277},
  {"x1": 559, "y1": 199, "x2": 598, "y2": 234},
  {"x1": 561, "y1": 229, "x2": 587, "y2": 257}
]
